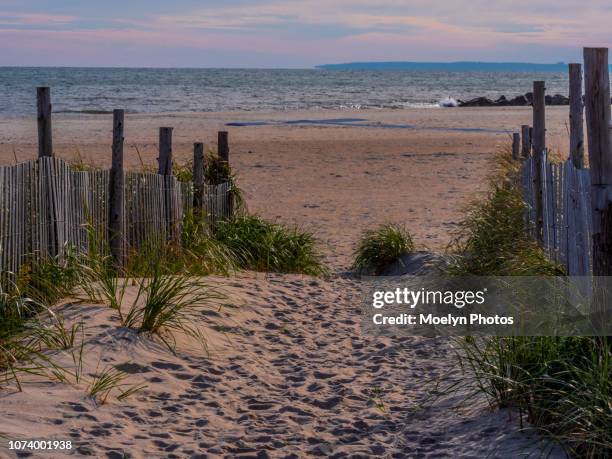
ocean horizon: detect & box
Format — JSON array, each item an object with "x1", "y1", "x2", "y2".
[{"x1": 0, "y1": 66, "x2": 576, "y2": 116}]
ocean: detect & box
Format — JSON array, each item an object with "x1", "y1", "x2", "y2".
[{"x1": 0, "y1": 67, "x2": 572, "y2": 116}]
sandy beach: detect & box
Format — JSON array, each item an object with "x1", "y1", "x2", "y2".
[{"x1": 0, "y1": 106, "x2": 571, "y2": 267}]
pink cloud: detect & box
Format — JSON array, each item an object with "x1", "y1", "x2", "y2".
[{"x1": 0, "y1": 11, "x2": 77, "y2": 26}]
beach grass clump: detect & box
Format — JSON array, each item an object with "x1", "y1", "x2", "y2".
[
  {"x1": 458, "y1": 336, "x2": 610, "y2": 457},
  {"x1": 214, "y1": 215, "x2": 327, "y2": 276},
  {"x1": 448, "y1": 146, "x2": 610, "y2": 457},
  {"x1": 0, "y1": 286, "x2": 75, "y2": 389},
  {"x1": 122, "y1": 228, "x2": 237, "y2": 278},
  {"x1": 352, "y1": 223, "x2": 414, "y2": 275},
  {"x1": 0, "y1": 280, "x2": 46, "y2": 383},
  {"x1": 87, "y1": 365, "x2": 146, "y2": 405},
  {"x1": 122, "y1": 255, "x2": 221, "y2": 351},
  {"x1": 446, "y1": 149, "x2": 563, "y2": 276},
  {"x1": 17, "y1": 250, "x2": 83, "y2": 307},
  {"x1": 179, "y1": 212, "x2": 238, "y2": 276},
  {"x1": 25, "y1": 312, "x2": 83, "y2": 351},
  {"x1": 79, "y1": 239, "x2": 223, "y2": 351},
  {"x1": 0, "y1": 252, "x2": 89, "y2": 389}
]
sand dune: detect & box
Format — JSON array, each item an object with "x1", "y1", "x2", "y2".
[{"x1": 0, "y1": 273, "x2": 562, "y2": 457}]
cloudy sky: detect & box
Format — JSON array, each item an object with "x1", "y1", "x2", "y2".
[{"x1": 1, "y1": 0, "x2": 611, "y2": 67}]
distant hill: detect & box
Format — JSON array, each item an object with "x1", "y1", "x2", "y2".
[{"x1": 315, "y1": 61, "x2": 587, "y2": 72}]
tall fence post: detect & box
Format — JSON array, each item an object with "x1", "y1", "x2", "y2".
[
  {"x1": 193, "y1": 142, "x2": 205, "y2": 215},
  {"x1": 512, "y1": 133, "x2": 520, "y2": 160},
  {"x1": 109, "y1": 109, "x2": 125, "y2": 266},
  {"x1": 532, "y1": 81, "x2": 546, "y2": 243},
  {"x1": 584, "y1": 48, "x2": 612, "y2": 273},
  {"x1": 158, "y1": 127, "x2": 174, "y2": 239},
  {"x1": 569, "y1": 63, "x2": 585, "y2": 168},
  {"x1": 584, "y1": 47, "x2": 612, "y2": 332},
  {"x1": 218, "y1": 131, "x2": 229, "y2": 163},
  {"x1": 158, "y1": 127, "x2": 173, "y2": 175},
  {"x1": 217, "y1": 130, "x2": 232, "y2": 217},
  {"x1": 521, "y1": 125, "x2": 531, "y2": 157},
  {"x1": 37, "y1": 87, "x2": 53, "y2": 157}
]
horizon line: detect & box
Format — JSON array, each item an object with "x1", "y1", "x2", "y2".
[{"x1": 0, "y1": 60, "x2": 593, "y2": 71}]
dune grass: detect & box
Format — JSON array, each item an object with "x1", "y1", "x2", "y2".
[
  {"x1": 447, "y1": 147, "x2": 611, "y2": 457},
  {"x1": 0, "y1": 251, "x2": 88, "y2": 389},
  {"x1": 458, "y1": 336, "x2": 610, "y2": 457},
  {"x1": 178, "y1": 211, "x2": 239, "y2": 276},
  {"x1": 87, "y1": 364, "x2": 146, "y2": 405},
  {"x1": 0, "y1": 277, "x2": 79, "y2": 390},
  {"x1": 17, "y1": 249, "x2": 83, "y2": 306},
  {"x1": 352, "y1": 223, "x2": 414, "y2": 275},
  {"x1": 446, "y1": 150, "x2": 563, "y2": 276},
  {"x1": 121, "y1": 253, "x2": 222, "y2": 352},
  {"x1": 214, "y1": 215, "x2": 327, "y2": 276}
]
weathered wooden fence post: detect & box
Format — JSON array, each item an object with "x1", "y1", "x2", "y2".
[
  {"x1": 109, "y1": 109, "x2": 125, "y2": 266},
  {"x1": 584, "y1": 48, "x2": 612, "y2": 272},
  {"x1": 36, "y1": 87, "x2": 61, "y2": 256},
  {"x1": 217, "y1": 131, "x2": 232, "y2": 217},
  {"x1": 37, "y1": 87, "x2": 53, "y2": 157},
  {"x1": 158, "y1": 127, "x2": 173, "y2": 175},
  {"x1": 521, "y1": 125, "x2": 531, "y2": 157},
  {"x1": 512, "y1": 133, "x2": 520, "y2": 160},
  {"x1": 193, "y1": 142, "x2": 205, "y2": 215},
  {"x1": 569, "y1": 63, "x2": 585, "y2": 168},
  {"x1": 158, "y1": 127, "x2": 174, "y2": 239},
  {"x1": 218, "y1": 131, "x2": 229, "y2": 163},
  {"x1": 532, "y1": 81, "x2": 546, "y2": 243},
  {"x1": 584, "y1": 47, "x2": 612, "y2": 332}
]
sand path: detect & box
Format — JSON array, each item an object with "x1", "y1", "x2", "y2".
[{"x1": 1, "y1": 273, "x2": 556, "y2": 458}]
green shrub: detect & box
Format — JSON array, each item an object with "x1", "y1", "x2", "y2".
[
  {"x1": 215, "y1": 216, "x2": 327, "y2": 276},
  {"x1": 352, "y1": 223, "x2": 414, "y2": 274}
]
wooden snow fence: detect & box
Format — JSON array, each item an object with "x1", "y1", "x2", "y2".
[
  {"x1": 522, "y1": 151, "x2": 593, "y2": 276},
  {"x1": 0, "y1": 157, "x2": 232, "y2": 275}
]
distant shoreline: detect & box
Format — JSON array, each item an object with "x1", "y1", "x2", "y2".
[{"x1": 316, "y1": 61, "x2": 612, "y2": 72}]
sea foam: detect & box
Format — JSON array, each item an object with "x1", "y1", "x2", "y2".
[{"x1": 438, "y1": 97, "x2": 458, "y2": 107}]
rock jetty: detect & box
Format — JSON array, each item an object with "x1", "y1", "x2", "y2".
[{"x1": 458, "y1": 93, "x2": 570, "y2": 107}]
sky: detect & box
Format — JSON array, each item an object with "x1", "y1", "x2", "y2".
[{"x1": 1, "y1": 0, "x2": 611, "y2": 68}]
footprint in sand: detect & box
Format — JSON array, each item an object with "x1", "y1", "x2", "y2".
[
  {"x1": 311, "y1": 395, "x2": 343, "y2": 410},
  {"x1": 313, "y1": 370, "x2": 336, "y2": 379},
  {"x1": 151, "y1": 361, "x2": 184, "y2": 371}
]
